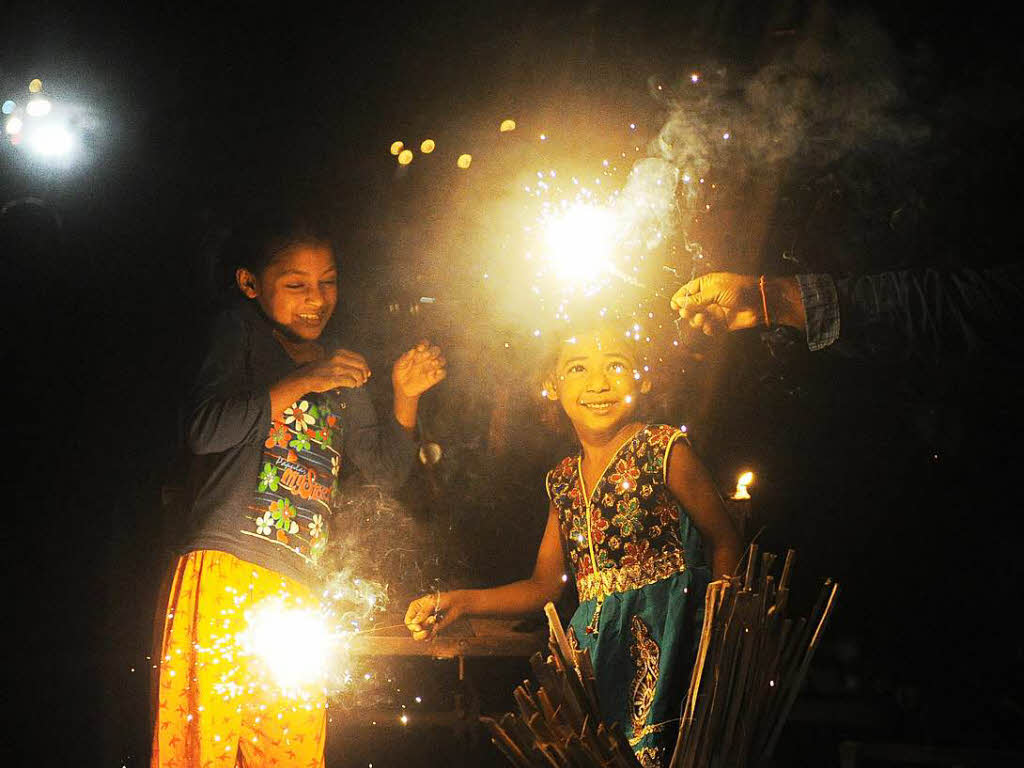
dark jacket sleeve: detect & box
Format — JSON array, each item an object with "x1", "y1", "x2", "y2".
[
  {"x1": 185, "y1": 309, "x2": 272, "y2": 455},
  {"x1": 833, "y1": 262, "x2": 1024, "y2": 360},
  {"x1": 340, "y1": 385, "x2": 418, "y2": 490}
]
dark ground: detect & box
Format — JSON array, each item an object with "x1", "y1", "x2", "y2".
[{"x1": 3, "y1": 2, "x2": 1024, "y2": 766}]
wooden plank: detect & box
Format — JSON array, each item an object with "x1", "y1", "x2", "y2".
[{"x1": 348, "y1": 633, "x2": 545, "y2": 658}]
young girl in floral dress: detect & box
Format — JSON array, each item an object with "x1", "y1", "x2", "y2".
[
  {"x1": 151, "y1": 217, "x2": 446, "y2": 768},
  {"x1": 405, "y1": 321, "x2": 741, "y2": 767}
]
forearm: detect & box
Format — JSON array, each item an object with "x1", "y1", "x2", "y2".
[
  {"x1": 458, "y1": 577, "x2": 563, "y2": 619},
  {"x1": 187, "y1": 393, "x2": 270, "y2": 454},
  {"x1": 344, "y1": 385, "x2": 418, "y2": 488},
  {"x1": 392, "y1": 392, "x2": 420, "y2": 433},
  {"x1": 268, "y1": 372, "x2": 314, "y2": 422},
  {"x1": 710, "y1": 540, "x2": 743, "y2": 580}
]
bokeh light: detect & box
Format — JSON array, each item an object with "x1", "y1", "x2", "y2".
[
  {"x1": 390, "y1": 140, "x2": 404, "y2": 155},
  {"x1": 398, "y1": 149, "x2": 413, "y2": 165},
  {"x1": 457, "y1": 153, "x2": 472, "y2": 169},
  {"x1": 500, "y1": 119, "x2": 516, "y2": 132},
  {"x1": 420, "y1": 138, "x2": 435, "y2": 153}
]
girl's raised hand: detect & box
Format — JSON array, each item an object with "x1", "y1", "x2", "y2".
[
  {"x1": 392, "y1": 340, "x2": 447, "y2": 399},
  {"x1": 404, "y1": 591, "x2": 464, "y2": 641},
  {"x1": 301, "y1": 348, "x2": 372, "y2": 392}
]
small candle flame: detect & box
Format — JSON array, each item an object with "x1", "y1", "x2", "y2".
[{"x1": 733, "y1": 471, "x2": 754, "y2": 499}]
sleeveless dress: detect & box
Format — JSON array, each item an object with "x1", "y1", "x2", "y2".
[{"x1": 545, "y1": 424, "x2": 711, "y2": 768}]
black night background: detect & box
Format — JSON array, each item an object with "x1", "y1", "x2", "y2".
[{"x1": 3, "y1": 2, "x2": 1023, "y2": 766}]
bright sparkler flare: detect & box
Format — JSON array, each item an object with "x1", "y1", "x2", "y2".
[
  {"x1": 542, "y1": 202, "x2": 619, "y2": 289},
  {"x1": 239, "y1": 598, "x2": 334, "y2": 692},
  {"x1": 733, "y1": 471, "x2": 754, "y2": 500}
]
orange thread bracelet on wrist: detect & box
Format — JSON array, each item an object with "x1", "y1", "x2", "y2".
[{"x1": 758, "y1": 275, "x2": 771, "y2": 327}]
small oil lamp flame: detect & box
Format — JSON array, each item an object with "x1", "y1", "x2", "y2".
[{"x1": 733, "y1": 471, "x2": 754, "y2": 500}]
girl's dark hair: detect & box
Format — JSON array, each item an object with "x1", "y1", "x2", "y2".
[{"x1": 227, "y1": 206, "x2": 336, "y2": 276}]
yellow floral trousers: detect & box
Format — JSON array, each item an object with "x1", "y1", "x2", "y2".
[{"x1": 151, "y1": 550, "x2": 327, "y2": 768}]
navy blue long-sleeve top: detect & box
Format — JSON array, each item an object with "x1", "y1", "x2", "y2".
[
  {"x1": 181, "y1": 299, "x2": 417, "y2": 586},
  {"x1": 793, "y1": 263, "x2": 1024, "y2": 360}
]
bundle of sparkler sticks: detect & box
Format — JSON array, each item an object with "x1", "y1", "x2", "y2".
[{"x1": 481, "y1": 546, "x2": 840, "y2": 768}]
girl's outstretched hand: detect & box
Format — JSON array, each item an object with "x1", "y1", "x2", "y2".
[
  {"x1": 404, "y1": 591, "x2": 465, "y2": 641},
  {"x1": 392, "y1": 340, "x2": 447, "y2": 399}
]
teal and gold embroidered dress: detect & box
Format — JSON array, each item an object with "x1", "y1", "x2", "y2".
[{"x1": 545, "y1": 424, "x2": 710, "y2": 768}]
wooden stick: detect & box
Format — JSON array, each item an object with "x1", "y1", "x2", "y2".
[
  {"x1": 762, "y1": 581, "x2": 839, "y2": 757},
  {"x1": 545, "y1": 602, "x2": 576, "y2": 673}
]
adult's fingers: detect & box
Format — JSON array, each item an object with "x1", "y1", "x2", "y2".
[
  {"x1": 404, "y1": 596, "x2": 433, "y2": 626},
  {"x1": 704, "y1": 304, "x2": 729, "y2": 332},
  {"x1": 670, "y1": 278, "x2": 707, "y2": 311}
]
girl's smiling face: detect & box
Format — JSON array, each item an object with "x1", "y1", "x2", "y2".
[
  {"x1": 237, "y1": 243, "x2": 338, "y2": 341},
  {"x1": 549, "y1": 327, "x2": 651, "y2": 440}
]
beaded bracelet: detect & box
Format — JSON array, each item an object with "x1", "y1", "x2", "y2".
[{"x1": 758, "y1": 275, "x2": 771, "y2": 327}]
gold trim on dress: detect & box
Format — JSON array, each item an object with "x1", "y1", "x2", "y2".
[
  {"x1": 628, "y1": 615, "x2": 660, "y2": 744},
  {"x1": 633, "y1": 745, "x2": 665, "y2": 768},
  {"x1": 576, "y1": 547, "x2": 686, "y2": 603}
]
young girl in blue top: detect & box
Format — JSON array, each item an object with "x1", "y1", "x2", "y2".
[
  {"x1": 152, "y1": 217, "x2": 446, "y2": 768},
  {"x1": 405, "y1": 320, "x2": 741, "y2": 767}
]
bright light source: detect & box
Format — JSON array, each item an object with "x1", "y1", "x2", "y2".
[
  {"x1": 29, "y1": 123, "x2": 74, "y2": 156},
  {"x1": 499, "y1": 119, "x2": 516, "y2": 132},
  {"x1": 397, "y1": 149, "x2": 413, "y2": 165},
  {"x1": 26, "y1": 97, "x2": 52, "y2": 117},
  {"x1": 1, "y1": 100, "x2": 14, "y2": 115},
  {"x1": 5, "y1": 116, "x2": 23, "y2": 135},
  {"x1": 29, "y1": 78, "x2": 43, "y2": 94},
  {"x1": 543, "y1": 202, "x2": 618, "y2": 286},
  {"x1": 390, "y1": 140, "x2": 403, "y2": 156},
  {"x1": 239, "y1": 599, "x2": 332, "y2": 690},
  {"x1": 733, "y1": 471, "x2": 754, "y2": 500},
  {"x1": 420, "y1": 139, "x2": 435, "y2": 153},
  {"x1": 456, "y1": 153, "x2": 472, "y2": 169}
]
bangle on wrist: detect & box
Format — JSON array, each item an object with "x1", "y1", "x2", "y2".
[{"x1": 758, "y1": 275, "x2": 771, "y2": 327}]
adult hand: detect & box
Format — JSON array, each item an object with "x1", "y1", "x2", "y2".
[
  {"x1": 670, "y1": 272, "x2": 761, "y2": 336},
  {"x1": 392, "y1": 340, "x2": 447, "y2": 399},
  {"x1": 404, "y1": 591, "x2": 466, "y2": 641}
]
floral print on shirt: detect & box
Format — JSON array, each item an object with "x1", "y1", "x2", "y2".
[{"x1": 245, "y1": 394, "x2": 342, "y2": 566}]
